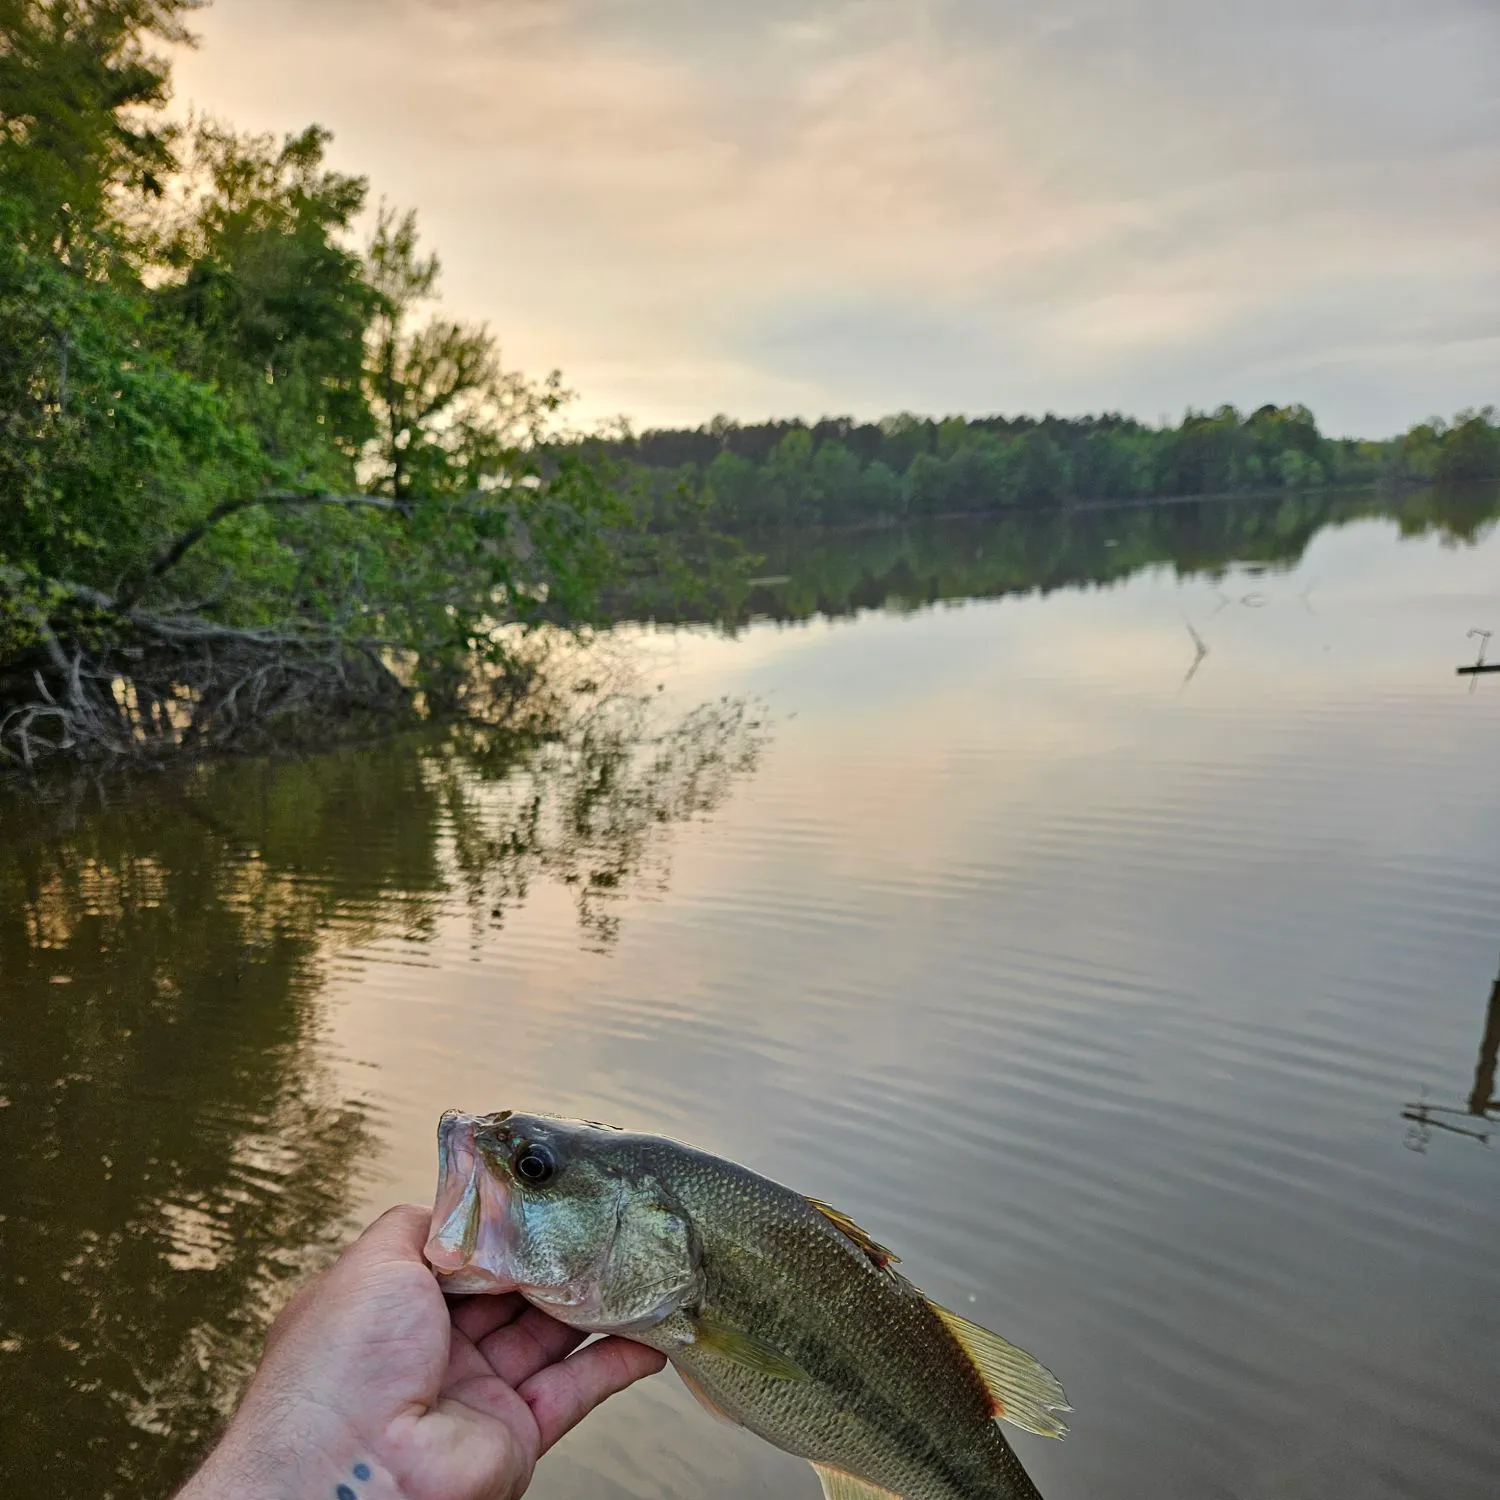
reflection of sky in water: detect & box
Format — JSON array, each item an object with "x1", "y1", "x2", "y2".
[
  {"x1": 320, "y1": 515, "x2": 1500, "y2": 1500},
  {"x1": 6, "y1": 510, "x2": 1492, "y2": 1499}
]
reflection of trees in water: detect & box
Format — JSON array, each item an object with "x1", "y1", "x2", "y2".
[
  {"x1": 1403, "y1": 957, "x2": 1500, "y2": 1153},
  {"x1": 684, "y1": 484, "x2": 1500, "y2": 631},
  {"x1": 438, "y1": 695, "x2": 766, "y2": 949},
  {"x1": 0, "y1": 750, "x2": 435, "y2": 1497},
  {"x1": 0, "y1": 695, "x2": 764, "y2": 1495}
]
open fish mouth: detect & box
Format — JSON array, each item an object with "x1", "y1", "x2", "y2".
[{"x1": 423, "y1": 1110, "x2": 519, "y2": 1293}]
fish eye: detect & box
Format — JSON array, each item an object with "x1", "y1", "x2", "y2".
[{"x1": 514, "y1": 1142, "x2": 557, "y2": 1185}]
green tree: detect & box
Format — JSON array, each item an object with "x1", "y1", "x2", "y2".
[
  {"x1": 157, "y1": 123, "x2": 376, "y2": 476},
  {"x1": 1434, "y1": 409, "x2": 1500, "y2": 483},
  {"x1": 362, "y1": 207, "x2": 557, "y2": 505},
  {"x1": 703, "y1": 449, "x2": 761, "y2": 528},
  {"x1": 878, "y1": 412, "x2": 933, "y2": 474},
  {"x1": 806, "y1": 438, "x2": 863, "y2": 523},
  {"x1": 1398, "y1": 419, "x2": 1444, "y2": 480},
  {"x1": 0, "y1": 197, "x2": 255, "y2": 605},
  {"x1": 0, "y1": 3, "x2": 643, "y2": 762},
  {"x1": 0, "y1": 0, "x2": 201, "y2": 260},
  {"x1": 1013, "y1": 429, "x2": 1069, "y2": 505},
  {"x1": 855, "y1": 459, "x2": 903, "y2": 520}
]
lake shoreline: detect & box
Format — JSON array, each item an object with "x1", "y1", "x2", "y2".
[
  {"x1": 5, "y1": 480, "x2": 1488, "y2": 781},
  {"x1": 711, "y1": 476, "x2": 1421, "y2": 545}
]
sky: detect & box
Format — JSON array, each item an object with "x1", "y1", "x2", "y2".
[{"x1": 171, "y1": 0, "x2": 1500, "y2": 437}]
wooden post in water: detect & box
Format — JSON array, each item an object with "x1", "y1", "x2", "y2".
[{"x1": 1468, "y1": 958, "x2": 1500, "y2": 1119}]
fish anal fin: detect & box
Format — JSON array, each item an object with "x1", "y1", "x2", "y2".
[
  {"x1": 807, "y1": 1198, "x2": 901, "y2": 1270},
  {"x1": 691, "y1": 1313, "x2": 809, "y2": 1381},
  {"x1": 676, "y1": 1366, "x2": 742, "y2": 1428},
  {"x1": 929, "y1": 1302, "x2": 1071, "y2": 1439},
  {"x1": 812, "y1": 1462, "x2": 902, "y2": 1499}
]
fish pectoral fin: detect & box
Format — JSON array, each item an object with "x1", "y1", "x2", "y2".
[
  {"x1": 811, "y1": 1462, "x2": 902, "y2": 1499},
  {"x1": 691, "y1": 1313, "x2": 809, "y2": 1380},
  {"x1": 929, "y1": 1302, "x2": 1071, "y2": 1439}
]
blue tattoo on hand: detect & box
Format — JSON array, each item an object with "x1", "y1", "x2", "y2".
[{"x1": 338, "y1": 1459, "x2": 373, "y2": 1498}]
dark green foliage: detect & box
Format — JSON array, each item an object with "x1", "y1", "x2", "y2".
[
  {"x1": 0, "y1": 0, "x2": 202, "y2": 258},
  {"x1": 1433, "y1": 410, "x2": 1500, "y2": 483},
  {"x1": 0, "y1": 1, "x2": 645, "y2": 760},
  {"x1": 608, "y1": 404, "x2": 1497, "y2": 534},
  {"x1": 157, "y1": 123, "x2": 376, "y2": 470},
  {"x1": 0, "y1": 196, "x2": 258, "y2": 599}
]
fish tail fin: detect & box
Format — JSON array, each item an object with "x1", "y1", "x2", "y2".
[
  {"x1": 929, "y1": 1302, "x2": 1071, "y2": 1439},
  {"x1": 812, "y1": 1462, "x2": 902, "y2": 1499}
]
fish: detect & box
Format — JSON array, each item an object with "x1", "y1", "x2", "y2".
[{"x1": 423, "y1": 1110, "x2": 1070, "y2": 1500}]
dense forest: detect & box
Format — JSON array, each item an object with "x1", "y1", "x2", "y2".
[
  {"x1": 0, "y1": 0, "x2": 652, "y2": 765},
  {"x1": 610, "y1": 404, "x2": 1500, "y2": 533},
  {"x1": 2, "y1": 2, "x2": 1496, "y2": 767}
]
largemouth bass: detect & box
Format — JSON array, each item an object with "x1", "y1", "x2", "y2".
[{"x1": 424, "y1": 1110, "x2": 1069, "y2": 1500}]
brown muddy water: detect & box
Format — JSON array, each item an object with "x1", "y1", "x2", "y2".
[{"x1": 3, "y1": 492, "x2": 1499, "y2": 1500}]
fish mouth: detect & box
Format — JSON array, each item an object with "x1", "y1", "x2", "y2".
[{"x1": 424, "y1": 1110, "x2": 519, "y2": 1294}]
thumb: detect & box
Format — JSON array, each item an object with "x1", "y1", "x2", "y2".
[{"x1": 341, "y1": 1203, "x2": 434, "y2": 1270}]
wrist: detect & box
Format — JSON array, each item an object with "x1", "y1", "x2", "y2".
[{"x1": 176, "y1": 1413, "x2": 407, "y2": 1500}]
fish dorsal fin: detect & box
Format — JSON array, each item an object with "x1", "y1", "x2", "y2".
[
  {"x1": 807, "y1": 1198, "x2": 901, "y2": 1270},
  {"x1": 691, "y1": 1312, "x2": 808, "y2": 1380},
  {"x1": 929, "y1": 1302, "x2": 1071, "y2": 1439},
  {"x1": 811, "y1": 1462, "x2": 902, "y2": 1499}
]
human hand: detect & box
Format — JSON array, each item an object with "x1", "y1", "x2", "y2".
[{"x1": 176, "y1": 1203, "x2": 666, "y2": 1500}]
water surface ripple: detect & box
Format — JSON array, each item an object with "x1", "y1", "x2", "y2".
[{"x1": 2, "y1": 499, "x2": 1499, "y2": 1499}]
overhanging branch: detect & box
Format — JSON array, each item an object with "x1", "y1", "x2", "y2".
[
  {"x1": 121, "y1": 482, "x2": 537, "y2": 606},
  {"x1": 121, "y1": 489, "x2": 407, "y2": 607}
]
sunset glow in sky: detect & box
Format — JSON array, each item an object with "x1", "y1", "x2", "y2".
[{"x1": 175, "y1": 0, "x2": 1499, "y2": 435}]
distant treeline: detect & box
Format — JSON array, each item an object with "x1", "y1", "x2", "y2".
[{"x1": 603, "y1": 405, "x2": 1500, "y2": 532}]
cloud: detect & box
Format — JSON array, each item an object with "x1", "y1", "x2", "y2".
[{"x1": 173, "y1": 0, "x2": 1500, "y2": 432}]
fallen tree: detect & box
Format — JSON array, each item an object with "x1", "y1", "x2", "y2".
[{"x1": 0, "y1": 572, "x2": 404, "y2": 766}]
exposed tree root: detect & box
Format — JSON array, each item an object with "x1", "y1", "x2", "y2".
[{"x1": 0, "y1": 571, "x2": 412, "y2": 767}]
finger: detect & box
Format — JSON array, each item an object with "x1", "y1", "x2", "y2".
[
  {"x1": 342, "y1": 1203, "x2": 432, "y2": 1267},
  {"x1": 259, "y1": 1205, "x2": 427, "y2": 1358},
  {"x1": 450, "y1": 1291, "x2": 526, "y2": 1345},
  {"x1": 276, "y1": 1205, "x2": 429, "y2": 1321},
  {"x1": 444, "y1": 1324, "x2": 499, "y2": 1389},
  {"x1": 520, "y1": 1337, "x2": 668, "y2": 1455},
  {"x1": 476, "y1": 1304, "x2": 589, "y2": 1387}
]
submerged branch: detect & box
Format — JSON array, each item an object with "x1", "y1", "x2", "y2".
[{"x1": 0, "y1": 563, "x2": 412, "y2": 767}]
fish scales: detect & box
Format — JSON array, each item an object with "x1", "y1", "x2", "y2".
[
  {"x1": 425, "y1": 1112, "x2": 1063, "y2": 1500},
  {"x1": 640, "y1": 1140, "x2": 1044, "y2": 1500}
]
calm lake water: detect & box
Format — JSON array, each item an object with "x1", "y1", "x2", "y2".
[{"x1": 3, "y1": 490, "x2": 1500, "y2": 1500}]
